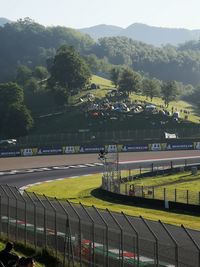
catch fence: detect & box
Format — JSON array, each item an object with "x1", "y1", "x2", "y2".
[
  {"x1": 121, "y1": 184, "x2": 200, "y2": 206},
  {"x1": 0, "y1": 185, "x2": 199, "y2": 266},
  {"x1": 17, "y1": 126, "x2": 200, "y2": 147}
]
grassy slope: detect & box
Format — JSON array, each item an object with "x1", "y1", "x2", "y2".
[
  {"x1": 75, "y1": 75, "x2": 200, "y2": 122},
  {"x1": 27, "y1": 174, "x2": 200, "y2": 230},
  {"x1": 31, "y1": 75, "x2": 200, "y2": 135}
]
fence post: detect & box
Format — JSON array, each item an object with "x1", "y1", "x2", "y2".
[
  {"x1": 17, "y1": 190, "x2": 27, "y2": 246},
  {"x1": 67, "y1": 200, "x2": 82, "y2": 267},
  {"x1": 121, "y1": 212, "x2": 139, "y2": 267},
  {"x1": 107, "y1": 209, "x2": 124, "y2": 267},
  {"x1": 140, "y1": 216, "x2": 159, "y2": 267},
  {"x1": 170, "y1": 161, "x2": 173, "y2": 170},
  {"x1": 33, "y1": 193, "x2": 47, "y2": 249},
  {"x1": 151, "y1": 163, "x2": 154, "y2": 172},
  {"x1": 181, "y1": 225, "x2": 200, "y2": 267},
  {"x1": 80, "y1": 202, "x2": 95, "y2": 267},
  {"x1": 44, "y1": 195, "x2": 58, "y2": 258},
  {"x1": 56, "y1": 198, "x2": 75, "y2": 267},
  {"x1": 6, "y1": 186, "x2": 18, "y2": 242},
  {"x1": 125, "y1": 184, "x2": 128, "y2": 195},
  {"x1": 92, "y1": 205, "x2": 109, "y2": 267},
  {"x1": 164, "y1": 188, "x2": 166, "y2": 202},
  {"x1": 185, "y1": 159, "x2": 187, "y2": 167},
  {"x1": 199, "y1": 192, "x2": 200, "y2": 205},
  {"x1": 175, "y1": 189, "x2": 177, "y2": 202},
  {"x1": 142, "y1": 186, "x2": 144, "y2": 198},
  {"x1": 159, "y1": 220, "x2": 179, "y2": 267},
  {"x1": 152, "y1": 186, "x2": 155, "y2": 199},
  {"x1": 0, "y1": 195, "x2": 2, "y2": 236},
  {"x1": 0, "y1": 185, "x2": 10, "y2": 239},
  {"x1": 186, "y1": 190, "x2": 189, "y2": 204},
  {"x1": 25, "y1": 192, "x2": 37, "y2": 250}
]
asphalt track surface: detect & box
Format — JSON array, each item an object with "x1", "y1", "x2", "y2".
[{"x1": 0, "y1": 150, "x2": 200, "y2": 266}]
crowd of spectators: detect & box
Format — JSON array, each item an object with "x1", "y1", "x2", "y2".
[{"x1": 0, "y1": 242, "x2": 35, "y2": 267}]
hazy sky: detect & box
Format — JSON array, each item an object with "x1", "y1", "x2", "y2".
[{"x1": 1, "y1": 0, "x2": 200, "y2": 29}]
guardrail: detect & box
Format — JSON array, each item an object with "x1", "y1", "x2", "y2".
[{"x1": 0, "y1": 185, "x2": 199, "y2": 266}]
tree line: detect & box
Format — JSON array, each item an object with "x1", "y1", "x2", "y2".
[
  {"x1": 1, "y1": 18, "x2": 200, "y2": 138},
  {"x1": 1, "y1": 18, "x2": 200, "y2": 86}
]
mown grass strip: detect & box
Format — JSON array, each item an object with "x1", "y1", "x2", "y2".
[{"x1": 27, "y1": 174, "x2": 200, "y2": 230}]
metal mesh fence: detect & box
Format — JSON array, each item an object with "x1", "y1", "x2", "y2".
[{"x1": 0, "y1": 185, "x2": 199, "y2": 266}]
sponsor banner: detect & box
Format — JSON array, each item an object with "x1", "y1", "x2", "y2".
[
  {"x1": 62, "y1": 146, "x2": 80, "y2": 154},
  {"x1": 166, "y1": 142, "x2": 193, "y2": 150},
  {"x1": 122, "y1": 144, "x2": 148, "y2": 152},
  {"x1": 21, "y1": 148, "x2": 38, "y2": 156},
  {"x1": 105, "y1": 144, "x2": 123, "y2": 153},
  {"x1": 0, "y1": 150, "x2": 21, "y2": 157},
  {"x1": 148, "y1": 143, "x2": 167, "y2": 151},
  {"x1": 37, "y1": 147, "x2": 62, "y2": 155},
  {"x1": 194, "y1": 142, "x2": 200, "y2": 150},
  {"x1": 79, "y1": 146, "x2": 105, "y2": 153}
]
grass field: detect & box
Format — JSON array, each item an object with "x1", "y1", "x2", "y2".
[
  {"x1": 83, "y1": 75, "x2": 200, "y2": 123},
  {"x1": 121, "y1": 171, "x2": 200, "y2": 204},
  {"x1": 27, "y1": 173, "x2": 200, "y2": 230}
]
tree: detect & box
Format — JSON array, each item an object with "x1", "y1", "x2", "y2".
[
  {"x1": 33, "y1": 66, "x2": 49, "y2": 80},
  {"x1": 161, "y1": 81, "x2": 179, "y2": 107},
  {"x1": 110, "y1": 67, "x2": 121, "y2": 88},
  {"x1": 49, "y1": 45, "x2": 91, "y2": 104},
  {"x1": 118, "y1": 68, "x2": 141, "y2": 96},
  {"x1": 142, "y1": 78, "x2": 161, "y2": 101},
  {"x1": 3, "y1": 104, "x2": 33, "y2": 137},
  {"x1": 0, "y1": 82, "x2": 33, "y2": 136},
  {"x1": 16, "y1": 65, "x2": 32, "y2": 86},
  {"x1": 0, "y1": 82, "x2": 23, "y2": 113}
]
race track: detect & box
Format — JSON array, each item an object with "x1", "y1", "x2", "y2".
[{"x1": 0, "y1": 150, "x2": 200, "y2": 266}]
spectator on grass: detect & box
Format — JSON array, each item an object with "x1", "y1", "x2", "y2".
[
  {"x1": 0, "y1": 242, "x2": 19, "y2": 267},
  {"x1": 18, "y1": 258, "x2": 35, "y2": 267},
  {"x1": 16, "y1": 257, "x2": 26, "y2": 267}
]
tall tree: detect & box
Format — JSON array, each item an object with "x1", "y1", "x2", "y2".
[
  {"x1": 110, "y1": 67, "x2": 121, "y2": 88},
  {"x1": 49, "y1": 45, "x2": 91, "y2": 104},
  {"x1": 0, "y1": 82, "x2": 33, "y2": 136},
  {"x1": 16, "y1": 65, "x2": 32, "y2": 86},
  {"x1": 3, "y1": 104, "x2": 33, "y2": 137},
  {"x1": 161, "y1": 81, "x2": 179, "y2": 107},
  {"x1": 142, "y1": 78, "x2": 161, "y2": 101},
  {"x1": 33, "y1": 66, "x2": 49, "y2": 80},
  {"x1": 118, "y1": 68, "x2": 141, "y2": 96}
]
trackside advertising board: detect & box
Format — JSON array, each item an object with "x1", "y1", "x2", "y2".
[
  {"x1": 122, "y1": 144, "x2": 148, "y2": 152},
  {"x1": 37, "y1": 147, "x2": 62, "y2": 155},
  {"x1": 0, "y1": 149, "x2": 21, "y2": 157},
  {"x1": 79, "y1": 146, "x2": 105, "y2": 153},
  {"x1": 166, "y1": 142, "x2": 193, "y2": 150}
]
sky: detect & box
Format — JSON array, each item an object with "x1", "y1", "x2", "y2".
[{"x1": 1, "y1": 0, "x2": 200, "y2": 30}]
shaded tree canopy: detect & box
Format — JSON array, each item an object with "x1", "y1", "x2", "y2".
[
  {"x1": 49, "y1": 45, "x2": 91, "y2": 90},
  {"x1": 161, "y1": 81, "x2": 179, "y2": 107},
  {"x1": 118, "y1": 68, "x2": 142, "y2": 95},
  {"x1": 0, "y1": 82, "x2": 33, "y2": 137}
]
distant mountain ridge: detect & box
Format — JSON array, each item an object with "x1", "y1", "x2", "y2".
[
  {"x1": 0, "y1": 17, "x2": 11, "y2": 26},
  {"x1": 80, "y1": 23, "x2": 200, "y2": 46}
]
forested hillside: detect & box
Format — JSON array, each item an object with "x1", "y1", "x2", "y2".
[
  {"x1": 1, "y1": 18, "x2": 200, "y2": 86},
  {"x1": 0, "y1": 18, "x2": 94, "y2": 82}
]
